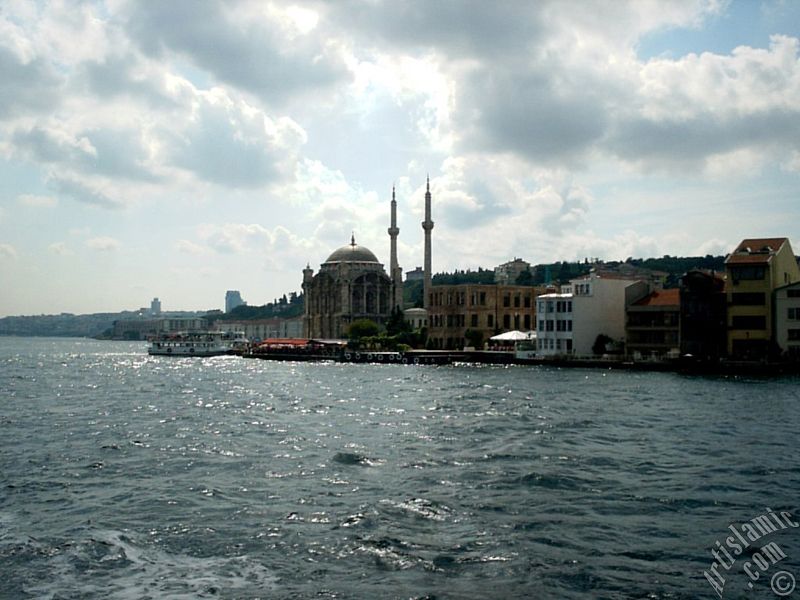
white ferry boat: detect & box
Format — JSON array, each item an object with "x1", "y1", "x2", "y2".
[{"x1": 148, "y1": 331, "x2": 248, "y2": 356}]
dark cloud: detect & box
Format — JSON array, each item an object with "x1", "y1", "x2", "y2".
[
  {"x1": 0, "y1": 46, "x2": 62, "y2": 119},
  {"x1": 76, "y1": 53, "x2": 182, "y2": 108},
  {"x1": 325, "y1": 0, "x2": 546, "y2": 57},
  {"x1": 13, "y1": 126, "x2": 160, "y2": 182},
  {"x1": 457, "y1": 66, "x2": 609, "y2": 164},
  {"x1": 164, "y1": 98, "x2": 294, "y2": 188},
  {"x1": 608, "y1": 109, "x2": 800, "y2": 168},
  {"x1": 121, "y1": 1, "x2": 348, "y2": 106}
]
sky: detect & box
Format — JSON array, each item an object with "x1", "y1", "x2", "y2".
[{"x1": 1, "y1": 0, "x2": 799, "y2": 316}]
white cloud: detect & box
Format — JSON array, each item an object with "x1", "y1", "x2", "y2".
[
  {"x1": 175, "y1": 239, "x2": 207, "y2": 255},
  {"x1": 48, "y1": 241, "x2": 71, "y2": 255},
  {"x1": 0, "y1": 243, "x2": 18, "y2": 259},
  {"x1": 85, "y1": 236, "x2": 120, "y2": 251},
  {"x1": 17, "y1": 193, "x2": 57, "y2": 207}
]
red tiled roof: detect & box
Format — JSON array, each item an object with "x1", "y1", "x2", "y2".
[
  {"x1": 633, "y1": 288, "x2": 680, "y2": 307},
  {"x1": 726, "y1": 238, "x2": 788, "y2": 265}
]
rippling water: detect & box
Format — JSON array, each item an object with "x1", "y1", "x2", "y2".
[{"x1": 1, "y1": 337, "x2": 799, "y2": 599}]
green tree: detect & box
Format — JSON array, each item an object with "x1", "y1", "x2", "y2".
[
  {"x1": 385, "y1": 307, "x2": 411, "y2": 336},
  {"x1": 347, "y1": 319, "x2": 380, "y2": 339}
]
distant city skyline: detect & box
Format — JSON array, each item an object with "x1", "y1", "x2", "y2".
[{"x1": 1, "y1": 1, "x2": 799, "y2": 317}]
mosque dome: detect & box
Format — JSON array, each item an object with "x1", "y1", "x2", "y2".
[{"x1": 324, "y1": 236, "x2": 380, "y2": 264}]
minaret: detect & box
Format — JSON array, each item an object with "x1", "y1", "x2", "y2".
[
  {"x1": 388, "y1": 186, "x2": 403, "y2": 310},
  {"x1": 422, "y1": 176, "x2": 434, "y2": 309}
]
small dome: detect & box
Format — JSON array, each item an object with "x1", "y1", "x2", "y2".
[{"x1": 324, "y1": 236, "x2": 380, "y2": 264}]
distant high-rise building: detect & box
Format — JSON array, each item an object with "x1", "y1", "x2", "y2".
[
  {"x1": 225, "y1": 290, "x2": 246, "y2": 313},
  {"x1": 150, "y1": 297, "x2": 161, "y2": 316}
]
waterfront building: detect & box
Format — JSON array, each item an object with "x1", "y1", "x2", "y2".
[
  {"x1": 725, "y1": 238, "x2": 800, "y2": 359},
  {"x1": 403, "y1": 307, "x2": 428, "y2": 330},
  {"x1": 427, "y1": 284, "x2": 544, "y2": 350},
  {"x1": 214, "y1": 316, "x2": 302, "y2": 341},
  {"x1": 225, "y1": 290, "x2": 246, "y2": 313},
  {"x1": 150, "y1": 297, "x2": 161, "y2": 316},
  {"x1": 302, "y1": 236, "x2": 393, "y2": 339},
  {"x1": 535, "y1": 293, "x2": 573, "y2": 356},
  {"x1": 494, "y1": 258, "x2": 531, "y2": 285},
  {"x1": 302, "y1": 183, "x2": 425, "y2": 339},
  {"x1": 625, "y1": 288, "x2": 680, "y2": 360},
  {"x1": 774, "y1": 281, "x2": 800, "y2": 359},
  {"x1": 571, "y1": 272, "x2": 649, "y2": 356},
  {"x1": 679, "y1": 270, "x2": 726, "y2": 361}
]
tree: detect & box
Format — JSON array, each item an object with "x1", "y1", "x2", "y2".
[
  {"x1": 592, "y1": 334, "x2": 612, "y2": 356},
  {"x1": 385, "y1": 307, "x2": 411, "y2": 336},
  {"x1": 515, "y1": 269, "x2": 534, "y2": 286},
  {"x1": 347, "y1": 319, "x2": 380, "y2": 339},
  {"x1": 465, "y1": 328, "x2": 484, "y2": 349}
]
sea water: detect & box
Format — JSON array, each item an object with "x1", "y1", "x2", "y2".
[{"x1": 1, "y1": 337, "x2": 798, "y2": 599}]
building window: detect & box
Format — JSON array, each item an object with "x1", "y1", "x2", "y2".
[
  {"x1": 546, "y1": 320, "x2": 554, "y2": 331},
  {"x1": 524, "y1": 296, "x2": 531, "y2": 308},
  {"x1": 524, "y1": 315, "x2": 531, "y2": 330},
  {"x1": 503, "y1": 314, "x2": 511, "y2": 329},
  {"x1": 488, "y1": 314, "x2": 494, "y2": 327},
  {"x1": 471, "y1": 314, "x2": 478, "y2": 327},
  {"x1": 503, "y1": 295, "x2": 510, "y2": 308},
  {"x1": 480, "y1": 292, "x2": 487, "y2": 305},
  {"x1": 538, "y1": 320, "x2": 544, "y2": 331},
  {"x1": 731, "y1": 315, "x2": 767, "y2": 329},
  {"x1": 731, "y1": 292, "x2": 766, "y2": 306},
  {"x1": 788, "y1": 289, "x2": 800, "y2": 298},
  {"x1": 567, "y1": 320, "x2": 573, "y2": 332},
  {"x1": 514, "y1": 295, "x2": 520, "y2": 308},
  {"x1": 789, "y1": 329, "x2": 800, "y2": 341},
  {"x1": 567, "y1": 301, "x2": 572, "y2": 312},
  {"x1": 730, "y1": 266, "x2": 766, "y2": 283}
]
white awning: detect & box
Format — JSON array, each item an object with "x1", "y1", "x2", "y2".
[{"x1": 489, "y1": 330, "x2": 535, "y2": 341}]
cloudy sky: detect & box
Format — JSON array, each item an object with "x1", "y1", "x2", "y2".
[{"x1": 1, "y1": 0, "x2": 799, "y2": 316}]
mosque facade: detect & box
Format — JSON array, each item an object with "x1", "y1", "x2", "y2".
[{"x1": 302, "y1": 181, "x2": 433, "y2": 339}]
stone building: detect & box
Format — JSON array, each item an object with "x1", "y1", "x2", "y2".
[
  {"x1": 302, "y1": 236, "x2": 394, "y2": 339},
  {"x1": 426, "y1": 284, "x2": 546, "y2": 350},
  {"x1": 302, "y1": 182, "x2": 434, "y2": 340}
]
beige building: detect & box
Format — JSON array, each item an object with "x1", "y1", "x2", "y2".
[
  {"x1": 427, "y1": 284, "x2": 546, "y2": 349},
  {"x1": 570, "y1": 272, "x2": 649, "y2": 356},
  {"x1": 725, "y1": 238, "x2": 800, "y2": 359}
]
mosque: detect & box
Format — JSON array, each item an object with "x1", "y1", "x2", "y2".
[{"x1": 302, "y1": 180, "x2": 433, "y2": 339}]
